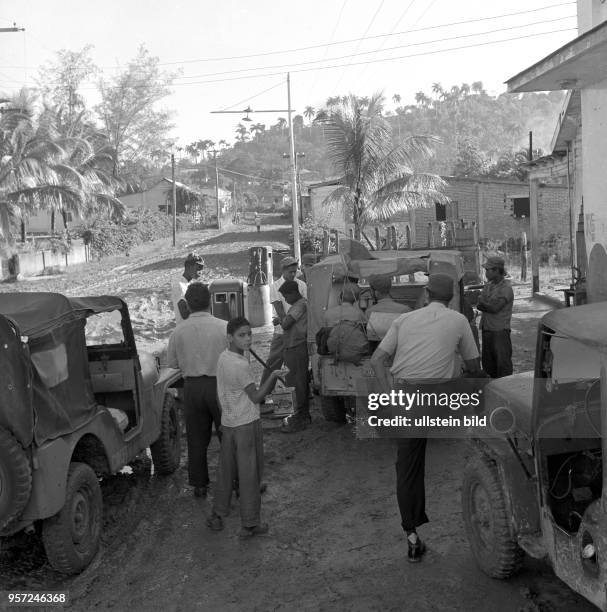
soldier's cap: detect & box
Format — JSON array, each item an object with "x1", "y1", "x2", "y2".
[
  {"x1": 281, "y1": 256, "x2": 299, "y2": 268},
  {"x1": 426, "y1": 273, "x2": 453, "y2": 301},
  {"x1": 368, "y1": 274, "x2": 392, "y2": 294},
  {"x1": 482, "y1": 255, "x2": 505, "y2": 269},
  {"x1": 184, "y1": 252, "x2": 205, "y2": 267}
]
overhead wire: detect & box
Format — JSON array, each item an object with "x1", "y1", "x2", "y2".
[
  {"x1": 10, "y1": 15, "x2": 576, "y2": 91},
  {"x1": 310, "y1": 0, "x2": 349, "y2": 93},
  {"x1": 334, "y1": 0, "x2": 386, "y2": 90},
  {"x1": 217, "y1": 79, "x2": 285, "y2": 112}
]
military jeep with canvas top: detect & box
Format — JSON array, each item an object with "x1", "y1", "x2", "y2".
[
  {"x1": 0, "y1": 292, "x2": 182, "y2": 574},
  {"x1": 307, "y1": 240, "x2": 476, "y2": 422},
  {"x1": 463, "y1": 302, "x2": 607, "y2": 611}
]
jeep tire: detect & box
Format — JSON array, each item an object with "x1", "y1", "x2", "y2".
[
  {"x1": 462, "y1": 451, "x2": 524, "y2": 578},
  {"x1": 150, "y1": 392, "x2": 181, "y2": 475},
  {"x1": 320, "y1": 395, "x2": 347, "y2": 423},
  {"x1": 0, "y1": 428, "x2": 32, "y2": 530},
  {"x1": 42, "y1": 462, "x2": 102, "y2": 574}
]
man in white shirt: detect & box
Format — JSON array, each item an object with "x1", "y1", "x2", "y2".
[
  {"x1": 371, "y1": 273, "x2": 480, "y2": 563},
  {"x1": 259, "y1": 256, "x2": 307, "y2": 394},
  {"x1": 171, "y1": 253, "x2": 205, "y2": 324},
  {"x1": 167, "y1": 282, "x2": 227, "y2": 497}
]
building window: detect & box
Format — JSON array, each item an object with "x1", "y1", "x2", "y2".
[
  {"x1": 512, "y1": 197, "x2": 530, "y2": 218},
  {"x1": 435, "y1": 202, "x2": 446, "y2": 221},
  {"x1": 435, "y1": 201, "x2": 458, "y2": 221}
]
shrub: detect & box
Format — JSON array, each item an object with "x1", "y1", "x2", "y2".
[{"x1": 291, "y1": 215, "x2": 332, "y2": 254}]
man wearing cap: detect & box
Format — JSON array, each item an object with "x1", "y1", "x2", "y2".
[
  {"x1": 370, "y1": 273, "x2": 480, "y2": 563},
  {"x1": 167, "y1": 282, "x2": 227, "y2": 498},
  {"x1": 259, "y1": 256, "x2": 307, "y2": 395},
  {"x1": 171, "y1": 253, "x2": 205, "y2": 324},
  {"x1": 477, "y1": 256, "x2": 514, "y2": 378},
  {"x1": 365, "y1": 275, "x2": 411, "y2": 341}
]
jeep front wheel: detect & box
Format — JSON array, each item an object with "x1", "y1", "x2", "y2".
[
  {"x1": 42, "y1": 462, "x2": 102, "y2": 574},
  {"x1": 462, "y1": 452, "x2": 524, "y2": 578},
  {"x1": 320, "y1": 395, "x2": 346, "y2": 423},
  {"x1": 150, "y1": 392, "x2": 181, "y2": 475},
  {"x1": 0, "y1": 428, "x2": 32, "y2": 530}
]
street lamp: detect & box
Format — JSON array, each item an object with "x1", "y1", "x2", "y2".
[{"x1": 210, "y1": 73, "x2": 301, "y2": 261}]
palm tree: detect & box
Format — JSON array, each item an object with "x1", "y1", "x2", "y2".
[
  {"x1": 321, "y1": 93, "x2": 448, "y2": 240},
  {"x1": 303, "y1": 106, "x2": 315, "y2": 122},
  {"x1": 392, "y1": 93, "x2": 401, "y2": 105},
  {"x1": 0, "y1": 90, "x2": 87, "y2": 244},
  {"x1": 235, "y1": 123, "x2": 249, "y2": 142},
  {"x1": 276, "y1": 117, "x2": 287, "y2": 132}
]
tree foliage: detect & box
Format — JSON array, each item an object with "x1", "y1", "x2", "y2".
[
  {"x1": 319, "y1": 93, "x2": 447, "y2": 239},
  {"x1": 96, "y1": 46, "x2": 178, "y2": 178}
]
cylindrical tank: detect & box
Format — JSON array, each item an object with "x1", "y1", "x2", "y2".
[
  {"x1": 247, "y1": 284, "x2": 273, "y2": 327},
  {"x1": 248, "y1": 246, "x2": 273, "y2": 286}
]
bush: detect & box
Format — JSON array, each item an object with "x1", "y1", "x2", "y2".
[
  {"x1": 291, "y1": 215, "x2": 332, "y2": 254},
  {"x1": 80, "y1": 208, "x2": 173, "y2": 259}
]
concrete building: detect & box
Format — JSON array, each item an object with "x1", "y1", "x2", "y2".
[
  {"x1": 308, "y1": 176, "x2": 569, "y2": 249},
  {"x1": 119, "y1": 178, "x2": 231, "y2": 215},
  {"x1": 506, "y1": 0, "x2": 607, "y2": 302}
]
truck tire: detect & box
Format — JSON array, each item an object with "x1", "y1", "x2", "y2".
[
  {"x1": 462, "y1": 451, "x2": 524, "y2": 578},
  {"x1": 0, "y1": 428, "x2": 32, "y2": 530},
  {"x1": 320, "y1": 396, "x2": 346, "y2": 423},
  {"x1": 42, "y1": 462, "x2": 102, "y2": 574},
  {"x1": 150, "y1": 393, "x2": 181, "y2": 475}
]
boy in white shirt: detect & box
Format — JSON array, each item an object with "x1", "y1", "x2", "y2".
[{"x1": 208, "y1": 316, "x2": 286, "y2": 538}]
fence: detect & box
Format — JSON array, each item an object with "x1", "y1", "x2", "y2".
[{"x1": 0, "y1": 239, "x2": 89, "y2": 281}]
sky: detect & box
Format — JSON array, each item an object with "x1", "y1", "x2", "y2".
[{"x1": 0, "y1": 0, "x2": 579, "y2": 149}]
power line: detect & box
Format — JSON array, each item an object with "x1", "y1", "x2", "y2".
[
  {"x1": 0, "y1": 25, "x2": 577, "y2": 90},
  {"x1": 334, "y1": 0, "x2": 386, "y2": 89},
  {"x1": 217, "y1": 79, "x2": 285, "y2": 112},
  {"x1": 152, "y1": 16, "x2": 577, "y2": 82},
  {"x1": 310, "y1": 0, "x2": 349, "y2": 92},
  {"x1": 0, "y1": 2, "x2": 575, "y2": 72}
]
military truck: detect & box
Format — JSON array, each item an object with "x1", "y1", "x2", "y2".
[
  {"x1": 307, "y1": 241, "x2": 475, "y2": 422},
  {"x1": 463, "y1": 302, "x2": 607, "y2": 611},
  {"x1": 0, "y1": 293, "x2": 182, "y2": 574}
]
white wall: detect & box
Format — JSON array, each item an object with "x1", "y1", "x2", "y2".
[
  {"x1": 581, "y1": 78, "x2": 607, "y2": 301},
  {"x1": 578, "y1": 0, "x2": 607, "y2": 34}
]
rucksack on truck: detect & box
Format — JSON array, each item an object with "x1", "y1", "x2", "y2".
[{"x1": 326, "y1": 320, "x2": 370, "y2": 365}]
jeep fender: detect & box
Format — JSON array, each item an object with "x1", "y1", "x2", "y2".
[{"x1": 470, "y1": 439, "x2": 540, "y2": 536}]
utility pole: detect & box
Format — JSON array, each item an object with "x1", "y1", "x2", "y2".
[
  {"x1": 171, "y1": 154, "x2": 177, "y2": 247},
  {"x1": 211, "y1": 150, "x2": 221, "y2": 230},
  {"x1": 210, "y1": 75, "x2": 301, "y2": 258},
  {"x1": 528, "y1": 131, "x2": 539, "y2": 293},
  {"x1": 287, "y1": 73, "x2": 301, "y2": 262}
]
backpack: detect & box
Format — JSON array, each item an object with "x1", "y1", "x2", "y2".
[{"x1": 326, "y1": 320, "x2": 370, "y2": 365}]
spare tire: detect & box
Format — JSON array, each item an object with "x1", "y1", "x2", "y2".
[{"x1": 0, "y1": 427, "x2": 32, "y2": 530}]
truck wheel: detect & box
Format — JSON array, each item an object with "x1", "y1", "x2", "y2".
[
  {"x1": 150, "y1": 393, "x2": 181, "y2": 475},
  {"x1": 0, "y1": 428, "x2": 32, "y2": 530},
  {"x1": 320, "y1": 396, "x2": 346, "y2": 423},
  {"x1": 42, "y1": 462, "x2": 102, "y2": 574},
  {"x1": 462, "y1": 452, "x2": 524, "y2": 578}
]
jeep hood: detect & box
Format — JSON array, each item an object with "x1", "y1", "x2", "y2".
[{"x1": 483, "y1": 371, "x2": 534, "y2": 435}]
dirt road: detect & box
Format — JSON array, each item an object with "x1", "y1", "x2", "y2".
[{"x1": 0, "y1": 218, "x2": 595, "y2": 611}]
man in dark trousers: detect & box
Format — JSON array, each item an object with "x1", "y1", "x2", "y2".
[
  {"x1": 477, "y1": 256, "x2": 514, "y2": 378},
  {"x1": 167, "y1": 282, "x2": 227, "y2": 497},
  {"x1": 371, "y1": 274, "x2": 480, "y2": 562}
]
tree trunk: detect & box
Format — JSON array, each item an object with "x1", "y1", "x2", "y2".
[{"x1": 50, "y1": 210, "x2": 55, "y2": 234}]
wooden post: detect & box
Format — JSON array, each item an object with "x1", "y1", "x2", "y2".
[
  {"x1": 386, "y1": 227, "x2": 391, "y2": 250},
  {"x1": 520, "y1": 231, "x2": 527, "y2": 282},
  {"x1": 375, "y1": 226, "x2": 381, "y2": 250},
  {"x1": 333, "y1": 230, "x2": 340, "y2": 253},
  {"x1": 322, "y1": 230, "x2": 329, "y2": 257},
  {"x1": 390, "y1": 226, "x2": 397, "y2": 249},
  {"x1": 529, "y1": 179, "x2": 540, "y2": 293}
]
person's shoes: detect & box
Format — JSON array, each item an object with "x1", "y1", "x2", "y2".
[
  {"x1": 281, "y1": 413, "x2": 311, "y2": 433},
  {"x1": 207, "y1": 513, "x2": 224, "y2": 531},
  {"x1": 194, "y1": 486, "x2": 208, "y2": 498},
  {"x1": 238, "y1": 523, "x2": 269, "y2": 539},
  {"x1": 407, "y1": 535, "x2": 426, "y2": 563}
]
